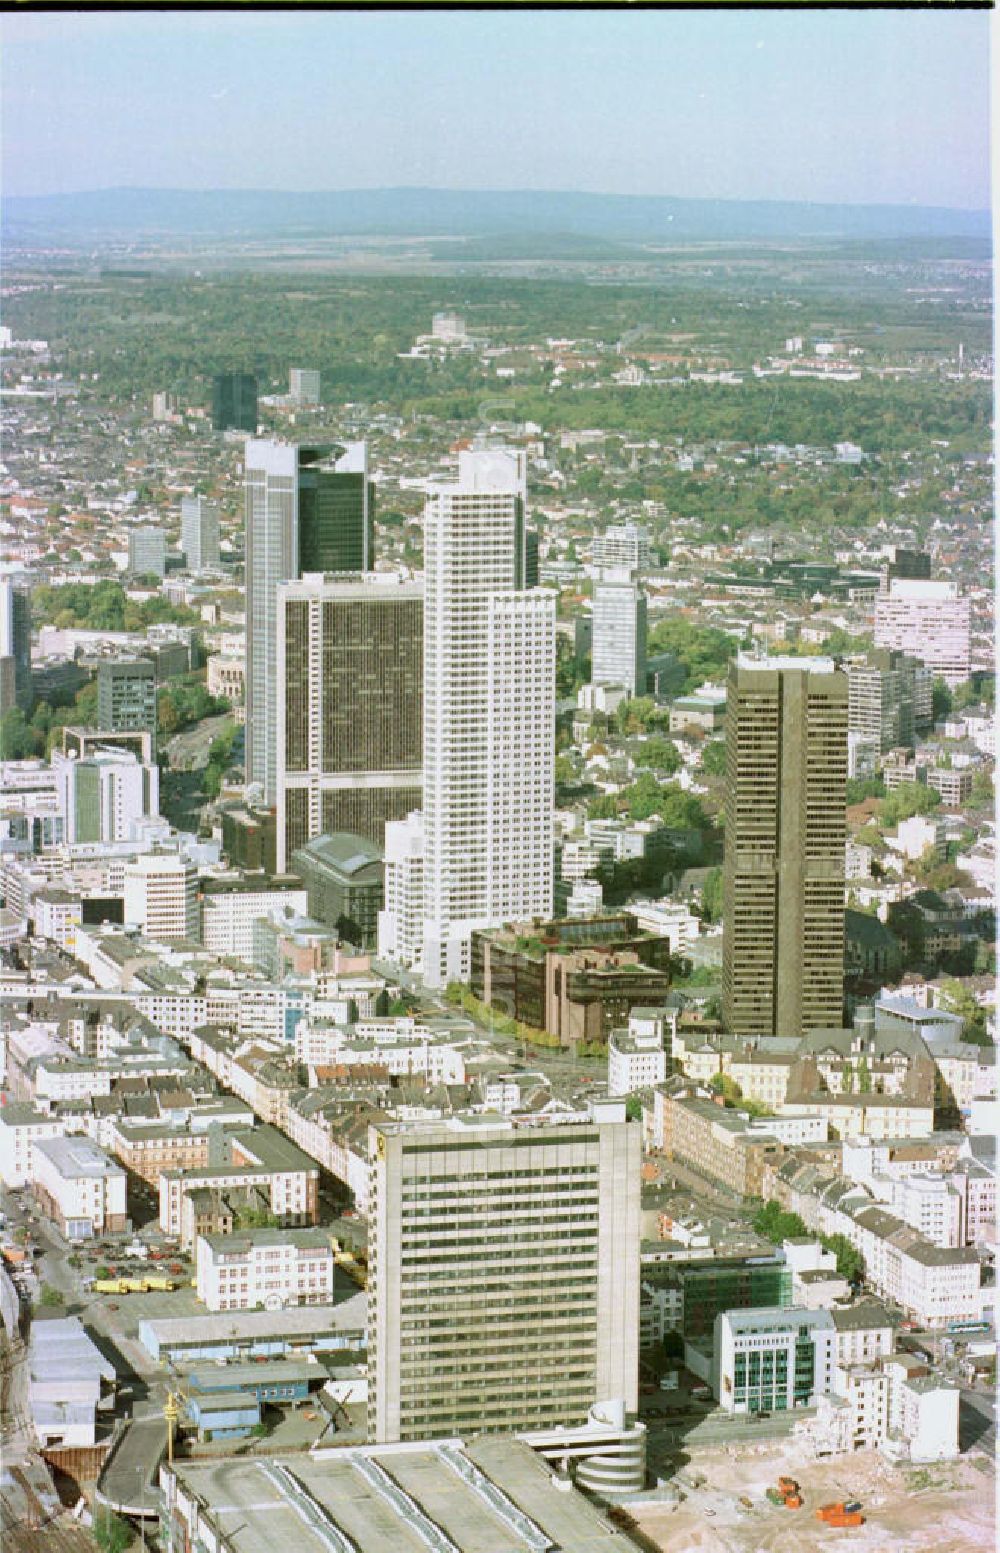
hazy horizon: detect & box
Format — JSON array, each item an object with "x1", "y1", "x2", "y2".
[{"x1": 2, "y1": 10, "x2": 992, "y2": 209}]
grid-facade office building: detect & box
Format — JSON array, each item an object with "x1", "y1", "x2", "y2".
[
  {"x1": 244, "y1": 440, "x2": 375, "y2": 803},
  {"x1": 181, "y1": 496, "x2": 220, "y2": 573},
  {"x1": 592, "y1": 572, "x2": 647, "y2": 695},
  {"x1": 367, "y1": 1106, "x2": 640, "y2": 1445},
  {"x1": 97, "y1": 659, "x2": 157, "y2": 738},
  {"x1": 0, "y1": 575, "x2": 31, "y2": 715},
  {"x1": 275, "y1": 572, "x2": 422, "y2": 871},
  {"x1": 212, "y1": 372, "x2": 258, "y2": 433},
  {"x1": 722, "y1": 653, "x2": 848, "y2": 1039},
  {"x1": 421, "y1": 448, "x2": 555, "y2": 987}
]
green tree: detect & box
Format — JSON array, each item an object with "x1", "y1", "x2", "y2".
[
  {"x1": 937, "y1": 980, "x2": 991, "y2": 1046},
  {"x1": 931, "y1": 677, "x2": 953, "y2": 721},
  {"x1": 699, "y1": 866, "x2": 724, "y2": 924},
  {"x1": 820, "y1": 1233, "x2": 864, "y2": 1284},
  {"x1": 94, "y1": 1513, "x2": 132, "y2": 1553},
  {"x1": 857, "y1": 1055, "x2": 872, "y2": 1094},
  {"x1": 0, "y1": 709, "x2": 43, "y2": 759},
  {"x1": 841, "y1": 1061, "x2": 855, "y2": 1093},
  {"x1": 587, "y1": 794, "x2": 620, "y2": 820},
  {"x1": 881, "y1": 782, "x2": 941, "y2": 827},
  {"x1": 701, "y1": 740, "x2": 726, "y2": 777},
  {"x1": 38, "y1": 1284, "x2": 65, "y2": 1308},
  {"x1": 752, "y1": 1200, "x2": 810, "y2": 1243},
  {"x1": 639, "y1": 736, "x2": 681, "y2": 775}
]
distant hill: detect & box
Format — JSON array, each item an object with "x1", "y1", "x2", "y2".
[{"x1": 2, "y1": 186, "x2": 991, "y2": 245}]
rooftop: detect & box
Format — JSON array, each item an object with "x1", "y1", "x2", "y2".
[
  {"x1": 32, "y1": 1135, "x2": 125, "y2": 1179},
  {"x1": 164, "y1": 1435, "x2": 638, "y2": 1553}
]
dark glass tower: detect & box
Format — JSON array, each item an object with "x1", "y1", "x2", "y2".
[{"x1": 212, "y1": 372, "x2": 258, "y2": 433}]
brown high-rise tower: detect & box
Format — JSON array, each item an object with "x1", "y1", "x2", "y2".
[
  {"x1": 722, "y1": 653, "x2": 848, "y2": 1039},
  {"x1": 275, "y1": 572, "x2": 423, "y2": 872}
]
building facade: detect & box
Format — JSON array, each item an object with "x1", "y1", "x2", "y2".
[
  {"x1": 245, "y1": 440, "x2": 375, "y2": 801},
  {"x1": 874, "y1": 580, "x2": 971, "y2": 687},
  {"x1": 123, "y1": 852, "x2": 198, "y2": 941},
  {"x1": 421, "y1": 449, "x2": 555, "y2": 986},
  {"x1": 212, "y1": 372, "x2": 258, "y2": 433},
  {"x1": 592, "y1": 573, "x2": 647, "y2": 696},
  {"x1": 367, "y1": 1105, "x2": 640, "y2": 1444},
  {"x1": 181, "y1": 496, "x2": 221, "y2": 572},
  {"x1": 722, "y1": 654, "x2": 848, "y2": 1039},
  {"x1": 127, "y1": 525, "x2": 167, "y2": 578},
  {"x1": 275, "y1": 571, "x2": 422, "y2": 867},
  {"x1": 97, "y1": 658, "x2": 157, "y2": 737}
]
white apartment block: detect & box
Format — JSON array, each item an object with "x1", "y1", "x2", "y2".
[
  {"x1": 378, "y1": 810, "x2": 425, "y2": 969},
  {"x1": 123, "y1": 852, "x2": 198, "y2": 941},
  {"x1": 31, "y1": 889, "x2": 82, "y2": 953},
  {"x1": 421, "y1": 450, "x2": 555, "y2": 986},
  {"x1": 629, "y1": 899, "x2": 700, "y2": 954},
  {"x1": 201, "y1": 886, "x2": 309, "y2": 963},
  {"x1": 0, "y1": 1105, "x2": 67, "y2": 1188},
  {"x1": 887, "y1": 813, "x2": 946, "y2": 863},
  {"x1": 884, "y1": 1358, "x2": 960, "y2": 1461},
  {"x1": 608, "y1": 1026, "x2": 667, "y2": 1096},
  {"x1": 367, "y1": 1104, "x2": 640, "y2": 1444},
  {"x1": 195, "y1": 1228, "x2": 334, "y2": 1312},
  {"x1": 591, "y1": 523, "x2": 651, "y2": 574},
  {"x1": 816, "y1": 1196, "x2": 982, "y2": 1329},
  {"x1": 874, "y1": 580, "x2": 971, "y2": 687},
  {"x1": 874, "y1": 1172, "x2": 963, "y2": 1249},
  {"x1": 31, "y1": 1135, "x2": 127, "y2": 1238},
  {"x1": 591, "y1": 573, "x2": 647, "y2": 695}
]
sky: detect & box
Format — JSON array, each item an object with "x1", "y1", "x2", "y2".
[{"x1": 2, "y1": 10, "x2": 992, "y2": 208}]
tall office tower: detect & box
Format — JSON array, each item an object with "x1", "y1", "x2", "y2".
[
  {"x1": 880, "y1": 545, "x2": 931, "y2": 588},
  {"x1": 212, "y1": 372, "x2": 258, "y2": 433},
  {"x1": 847, "y1": 650, "x2": 920, "y2": 754},
  {"x1": 127, "y1": 525, "x2": 167, "y2": 580},
  {"x1": 0, "y1": 574, "x2": 32, "y2": 714},
  {"x1": 275, "y1": 572, "x2": 423, "y2": 870},
  {"x1": 97, "y1": 659, "x2": 157, "y2": 737},
  {"x1": 874, "y1": 579, "x2": 971, "y2": 688},
  {"x1": 52, "y1": 747, "x2": 159, "y2": 844},
  {"x1": 592, "y1": 572, "x2": 647, "y2": 695},
  {"x1": 244, "y1": 440, "x2": 375, "y2": 801},
  {"x1": 367, "y1": 1103, "x2": 641, "y2": 1445},
  {"x1": 180, "y1": 496, "x2": 220, "y2": 573},
  {"x1": 592, "y1": 523, "x2": 651, "y2": 574},
  {"x1": 421, "y1": 448, "x2": 555, "y2": 987},
  {"x1": 722, "y1": 653, "x2": 848, "y2": 1039},
  {"x1": 525, "y1": 527, "x2": 540, "y2": 588},
  {"x1": 123, "y1": 852, "x2": 198, "y2": 941},
  {"x1": 288, "y1": 368, "x2": 320, "y2": 405}
]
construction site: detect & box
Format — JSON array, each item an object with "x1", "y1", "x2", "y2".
[{"x1": 621, "y1": 1442, "x2": 997, "y2": 1553}]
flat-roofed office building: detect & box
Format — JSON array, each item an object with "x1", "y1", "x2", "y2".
[
  {"x1": 245, "y1": 440, "x2": 375, "y2": 801},
  {"x1": 367, "y1": 1103, "x2": 641, "y2": 1444},
  {"x1": 722, "y1": 653, "x2": 848, "y2": 1039},
  {"x1": 275, "y1": 571, "x2": 422, "y2": 869}
]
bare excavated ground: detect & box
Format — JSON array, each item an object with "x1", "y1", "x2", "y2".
[{"x1": 626, "y1": 1444, "x2": 996, "y2": 1553}]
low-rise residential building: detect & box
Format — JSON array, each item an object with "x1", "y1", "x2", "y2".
[
  {"x1": 31, "y1": 1135, "x2": 128, "y2": 1238},
  {"x1": 200, "y1": 879, "x2": 309, "y2": 963},
  {"x1": 658, "y1": 1094, "x2": 784, "y2": 1199},
  {"x1": 0, "y1": 1104, "x2": 67, "y2": 1187},
  {"x1": 158, "y1": 1125, "x2": 319, "y2": 1247},
  {"x1": 195, "y1": 1227, "x2": 334, "y2": 1312},
  {"x1": 608, "y1": 1021, "x2": 668, "y2": 1096}
]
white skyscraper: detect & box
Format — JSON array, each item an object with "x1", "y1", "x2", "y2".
[
  {"x1": 592, "y1": 522, "x2": 651, "y2": 574},
  {"x1": 592, "y1": 572, "x2": 647, "y2": 695},
  {"x1": 421, "y1": 448, "x2": 555, "y2": 987},
  {"x1": 874, "y1": 579, "x2": 971, "y2": 687},
  {"x1": 181, "y1": 496, "x2": 220, "y2": 573}
]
